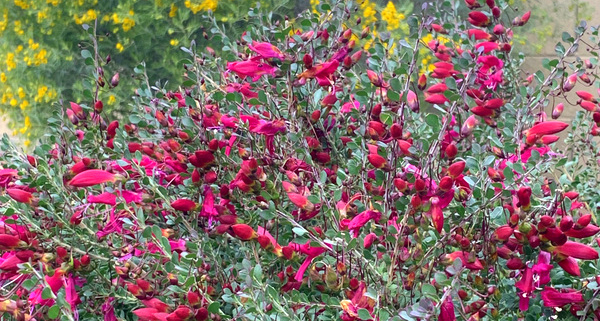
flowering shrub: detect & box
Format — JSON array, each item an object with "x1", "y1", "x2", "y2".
[
  {"x1": 0, "y1": 0, "x2": 418, "y2": 145},
  {"x1": 2, "y1": 0, "x2": 600, "y2": 320}
]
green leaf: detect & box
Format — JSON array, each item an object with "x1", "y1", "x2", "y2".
[
  {"x1": 389, "y1": 78, "x2": 402, "y2": 92},
  {"x1": 358, "y1": 308, "x2": 373, "y2": 320},
  {"x1": 387, "y1": 90, "x2": 400, "y2": 102},
  {"x1": 81, "y1": 50, "x2": 92, "y2": 59},
  {"x1": 48, "y1": 305, "x2": 60, "y2": 319},
  {"x1": 208, "y1": 301, "x2": 220, "y2": 313},
  {"x1": 42, "y1": 287, "x2": 53, "y2": 300},
  {"x1": 253, "y1": 264, "x2": 263, "y2": 280}
]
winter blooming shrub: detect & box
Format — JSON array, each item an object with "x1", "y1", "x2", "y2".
[{"x1": 2, "y1": 0, "x2": 600, "y2": 320}]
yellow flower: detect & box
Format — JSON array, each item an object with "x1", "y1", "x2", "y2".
[
  {"x1": 122, "y1": 17, "x2": 135, "y2": 31},
  {"x1": 10, "y1": 98, "x2": 17, "y2": 107},
  {"x1": 116, "y1": 42, "x2": 124, "y2": 52},
  {"x1": 185, "y1": 0, "x2": 218, "y2": 14},
  {"x1": 360, "y1": 0, "x2": 377, "y2": 25},
  {"x1": 0, "y1": 73, "x2": 5, "y2": 83},
  {"x1": 111, "y1": 13, "x2": 120, "y2": 24},
  {"x1": 34, "y1": 49, "x2": 48, "y2": 65},
  {"x1": 107, "y1": 95, "x2": 116, "y2": 105},
  {"x1": 34, "y1": 85, "x2": 48, "y2": 103},
  {"x1": 17, "y1": 87, "x2": 25, "y2": 99},
  {"x1": 381, "y1": 1, "x2": 405, "y2": 31},
  {"x1": 47, "y1": 0, "x2": 61, "y2": 6},
  {"x1": 20, "y1": 100, "x2": 29, "y2": 110},
  {"x1": 6, "y1": 53, "x2": 16, "y2": 71},
  {"x1": 310, "y1": 0, "x2": 319, "y2": 13},
  {"x1": 129, "y1": 10, "x2": 135, "y2": 16},
  {"x1": 14, "y1": 0, "x2": 30, "y2": 10},
  {"x1": 170, "y1": 39, "x2": 179, "y2": 46},
  {"x1": 23, "y1": 139, "x2": 30, "y2": 147},
  {"x1": 169, "y1": 4, "x2": 178, "y2": 17}
]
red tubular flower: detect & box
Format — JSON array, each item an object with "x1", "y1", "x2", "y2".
[
  {"x1": 467, "y1": 29, "x2": 490, "y2": 40},
  {"x1": 468, "y1": 11, "x2": 490, "y2": 27},
  {"x1": 425, "y1": 93, "x2": 449, "y2": 105},
  {"x1": 407, "y1": 90, "x2": 419, "y2": 112},
  {"x1": 461, "y1": 115, "x2": 479, "y2": 137},
  {"x1": 447, "y1": 161, "x2": 466, "y2": 178},
  {"x1": 540, "y1": 287, "x2": 583, "y2": 308},
  {"x1": 516, "y1": 187, "x2": 532, "y2": 210},
  {"x1": 475, "y1": 41, "x2": 499, "y2": 53},
  {"x1": 231, "y1": 224, "x2": 258, "y2": 241},
  {"x1": 557, "y1": 256, "x2": 581, "y2": 276},
  {"x1": 248, "y1": 41, "x2": 285, "y2": 60},
  {"x1": 564, "y1": 224, "x2": 600, "y2": 238},
  {"x1": 494, "y1": 225, "x2": 514, "y2": 241},
  {"x1": 576, "y1": 90, "x2": 597, "y2": 102},
  {"x1": 0, "y1": 234, "x2": 27, "y2": 249},
  {"x1": 438, "y1": 295, "x2": 456, "y2": 321},
  {"x1": 418, "y1": 73, "x2": 427, "y2": 90},
  {"x1": 170, "y1": 199, "x2": 197, "y2": 212},
  {"x1": 554, "y1": 241, "x2": 599, "y2": 260},
  {"x1": 430, "y1": 197, "x2": 444, "y2": 233},
  {"x1": 445, "y1": 251, "x2": 483, "y2": 270},
  {"x1": 426, "y1": 83, "x2": 448, "y2": 94},
  {"x1": 133, "y1": 308, "x2": 162, "y2": 321},
  {"x1": 6, "y1": 188, "x2": 34, "y2": 204},
  {"x1": 563, "y1": 74, "x2": 577, "y2": 92},
  {"x1": 189, "y1": 150, "x2": 215, "y2": 169},
  {"x1": 527, "y1": 121, "x2": 569, "y2": 137},
  {"x1": 68, "y1": 169, "x2": 116, "y2": 187},
  {"x1": 348, "y1": 210, "x2": 381, "y2": 237},
  {"x1": 366, "y1": 70, "x2": 383, "y2": 87},
  {"x1": 471, "y1": 106, "x2": 494, "y2": 117},
  {"x1": 227, "y1": 60, "x2": 278, "y2": 81},
  {"x1": 515, "y1": 267, "x2": 533, "y2": 311},
  {"x1": 363, "y1": 233, "x2": 377, "y2": 249},
  {"x1": 367, "y1": 154, "x2": 389, "y2": 170},
  {"x1": 287, "y1": 193, "x2": 315, "y2": 212},
  {"x1": 70, "y1": 101, "x2": 85, "y2": 119}
]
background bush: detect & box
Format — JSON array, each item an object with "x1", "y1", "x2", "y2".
[{"x1": 0, "y1": 0, "x2": 423, "y2": 147}]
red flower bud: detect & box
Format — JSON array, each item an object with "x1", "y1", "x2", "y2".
[
  {"x1": 438, "y1": 176, "x2": 453, "y2": 192},
  {"x1": 94, "y1": 100, "x2": 104, "y2": 113},
  {"x1": 445, "y1": 143, "x2": 457, "y2": 159},
  {"x1": 231, "y1": 224, "x2": 258, "y2": 241},
  {"x1": 110, "y1": 73, "x2": 119, "y2": 87},
  {"x1": 171, "y1": 199, "x2": 197, "y2": 211},
  {"x1": 418, "y1": 73, "x2": 427, "y2": 90},
  {"x1": 577, "y1": 214, "x2": 592, "y2": 228},
  {"x1": 367, "y1": 153, "x2": 389, "y2": 170},
  {"x1": 552, "y1": 103, "x2": 564, "y2": 119},
  {"x1": 506, "y1": 257, "x2": 525, "y2": 270},
  {"x1": 517, "y1": 187, "x2": 532, "y2": 210},
  {"x1": 303, "y1": 54, "x2": 313, "y2": 69},
  {"x1": 560, "y1": 216, "x2": 574, "y2": 232},
  {"x1": 447, "y1": 161, "x2": 466, "y2": 178},
  {"x1": 189, "y1": 150, "x2": 215, "y2": 169},
  {"x1": 6, "y1": 188, "x2": 34, "y2": 204},
  {"x1": 563, "y1": 74, "x2": 577, "y2": 92},
  {"x1": 68, "y1": 169, "x2": 116, "y2": 187},
  {"x1": 287, "y1": 193, "x2": 315, "y2": 212}
]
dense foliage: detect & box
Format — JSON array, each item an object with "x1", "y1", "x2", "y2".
[
  {"x1": 2, "y1": 0, "x2": 600, "y2": 320},
  {"x1": 0, "y1": 0, "x2": 418, "y2": 145}
]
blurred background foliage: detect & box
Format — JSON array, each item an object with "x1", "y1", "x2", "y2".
[{"x1": 0, "y1": 0, "x2": 592, "y2": 147}]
